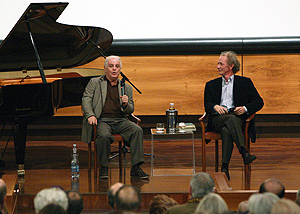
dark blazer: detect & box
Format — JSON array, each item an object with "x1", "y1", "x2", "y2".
[{"x1": 204, "y1": 75, "x2": 264, "y2": 142}]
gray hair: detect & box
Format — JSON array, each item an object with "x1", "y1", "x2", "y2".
[
  {"x1": 271, "y1": 198, "x2": 300, "y2": 214},
  {"x1": 249, "y1": 192, "x2": 279, "y2": 214},
  {"x1": 195, "y1": 193, "x2": 228, "y2": 214},
  {"x1": 104, "y1": 55, "x2": 122, "y2": 68},
  {"x1": 220, "y1": 51, "x2": 240, "y2": 73},
  {"x1": 0, "y1": 179, "x2": 6, "y2": 204},
  {"x1": 190, "y1": 172, "x2": 215, "y2": 198},
  {"x1": 34, "y1": 187, "x2": 69, "y2": 214}
]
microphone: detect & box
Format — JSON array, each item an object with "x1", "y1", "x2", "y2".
[{"x1": 121, "y1": 79, "x2": 125, "y2": 96}]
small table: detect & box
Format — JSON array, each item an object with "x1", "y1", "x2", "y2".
[{"x1": 150, "y1": 128, "x2": 195, "y2": 176}]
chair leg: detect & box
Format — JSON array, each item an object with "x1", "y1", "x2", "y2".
[
  {"x1": 88, "y1": 143, "x2": 91, "y2": 175},
  {"x1": 202, "y1": 138, "x2": 206, "y2": 172},
  {"x1": 215, "y1": 140, "x2": 219, "y2": 172},
  {"x1": 119, "y1": 141, "x2": 123, "y2": 178},
  {"x1": 94, "y1": 140, "x2": 97, "y2": 180}
]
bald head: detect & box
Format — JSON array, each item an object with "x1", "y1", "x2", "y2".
[
  {"x1": 259, "y1": 178, "x2": 285, "y2": 198},
  {"x1": 115, "y1": 185, "x2": 141, "y2": 213},
  {"x1": 107, "y1": 183, "x2": 124, "y2": 209}
]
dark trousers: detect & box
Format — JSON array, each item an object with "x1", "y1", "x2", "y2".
[
  {"x1": 96, "y1": 117, "x2": 144, "y2": 167},
  {"x1": 212, "y1": 113, "x2": 245, "y2": 164}
]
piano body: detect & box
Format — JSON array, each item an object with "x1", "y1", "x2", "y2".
[{"x1": 0, "y1": 2, "x2": 113, "y2": 175}]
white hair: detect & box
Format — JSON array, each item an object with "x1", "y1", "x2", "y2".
[
  {"x1": 195, "y1": 193, "x2": 228, "y2": 214},
  {"x1": 104, "y1": 55, "x2": 122, "y2": 68},
  {"x1": 249, "y1": 192, "x2": 279, "y2": 214},
  {"x1": 34, "y1": 187, "x2": 68, "y2": 213}
]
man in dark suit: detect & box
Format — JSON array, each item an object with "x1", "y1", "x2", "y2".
[{"x1": 204, "y1": 51, "x2": 264, "y2": 180}]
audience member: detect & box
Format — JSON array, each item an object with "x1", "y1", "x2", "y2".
[
  {"x1": 66, "y1": 190, "x2": 83, "y2": 214},
  {"x1": 38, "y1": 204, "x2": 67, "y2": 214},
  {"x1": 271, "y1": 198, "x2": 300, "y2": 214},
  {"x1": 34, "y1": 187, "x2": 69, "y2": 214},
  {"x1": 248, "y1": 192, "x2": 279, "y2": 214},
  {"x1": 166, "y1": 172, "x2": 215, "y2": 214},
  {"x1": 295, "y1": 196, "x2": 300, "y2": 206},
  {"x1": 194, "y1": 192, "x2": 228, "y2": 214},
  {"x1": 107, "y1": 182, "x2": 125, "y2": 210},
  {"x1": 148, "y1": 195, "x2": 178, "y2": 214},
  {"x1": 0, "y1": 179, "x2": 7, "y2": 214},
  {"x1": 115, "y1": 185, "x2": 142, "y2": 214},
  {"x1": 259, "y1": 178, "x2": 285, "y2": 198},
  {"x1": 237, "y1": 200, "x2": 249, "y2": 214}
]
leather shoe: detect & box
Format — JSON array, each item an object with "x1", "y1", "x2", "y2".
[
  {"x1": 221, "y1": 168, "x2": 230, "y2": 181},
  {"x1": 243, "y1": 153, "x2": 257, "y2": 165},
  {"x1": 99, "y1": 166, "x2": 108, "y2": 179},
  {"x1": 130, "y1": 167, "x2": 149, "y2": 179}
]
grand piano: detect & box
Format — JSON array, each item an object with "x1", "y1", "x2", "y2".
[{"x1": 0, "y1": 2, "x2": 113, "y2": 176}]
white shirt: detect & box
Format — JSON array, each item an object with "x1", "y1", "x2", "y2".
[{"x1": 220, "y1": 75, "x2": 234, "y2": 110}]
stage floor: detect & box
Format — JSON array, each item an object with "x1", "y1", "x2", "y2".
[{"x1": 1, "y1": 138, "x2": 300, "y2": 213}]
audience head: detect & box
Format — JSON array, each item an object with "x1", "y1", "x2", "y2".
[
  {"x1": 148, "y1": 194, "x2": 178, "y2": 214},
  {"x1": 295, "y1": 196, "x2": 300, "y2": 206},
  {"x1": 34, "y1": 187, "x2": 69, "y2": 214},
  {"x1": 190, "y1": 172, "x2": 215, "y2": 199},
  {"x1": 259, "y1": 178, "x2": 285, "y2": 198},
  {"x1": 115, "y1": 185, "x2": 142, "y2": 213},
  {"x1": 66, "y1": 190, "x2": 83, "y2": 214},
  {"x1": 0, "y1": 179, "x2": 7, "y2": 205},
  {"x1": 38, "y1": 204, "x2": 67, "y2": 214},
  {"x1": 194, "y1": 193, "x2": 228, "y2": 214},
  {"x1": 107, "y1": 182, "x2": 124, "y2": 209},
  {"x1": 271, "y1": 198, "x2": 300, "y2": 214},
  {"x1": 248, "y1": 192, "x2": 279, "y2": 214},
  {"x1": 237, "y1": 200, "x2": 249, "y2": 214}
]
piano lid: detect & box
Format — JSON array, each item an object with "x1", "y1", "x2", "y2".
[{"x1": 0, "y1": 2, "x2": 113, "y2": 72}]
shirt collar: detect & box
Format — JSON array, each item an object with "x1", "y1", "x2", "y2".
[{"x1": 222, "y1": 75, "x2": 234, "y2": 86}]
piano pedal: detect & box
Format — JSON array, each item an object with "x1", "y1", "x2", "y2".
[{"x1": 17, "y1": 164, "x2": 25, "y2": 177}]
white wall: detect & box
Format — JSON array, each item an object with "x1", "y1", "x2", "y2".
[{"x1": 1, "y1": 0, "x2": 300, "y2": 40}]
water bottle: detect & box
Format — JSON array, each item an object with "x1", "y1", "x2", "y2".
[
  {"x1": 166, "y1": 103, "x2": 178, "y2": 134},
  {"x1": 71, "y1": 144, "x2": 79, "y2": 179}
]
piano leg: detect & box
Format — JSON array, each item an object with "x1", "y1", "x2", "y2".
[{"x1": 13, "y1": 122, "x2": 27, "y2": 177}]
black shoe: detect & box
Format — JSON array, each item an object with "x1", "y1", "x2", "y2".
[
  {"x1": 221, "y1": 167, "x2": 230, "y2": 181},
  {"x1": 243, "y1": 153, "x2": 257, "y2": 165},
  {"x1": 99, "y1": 166, "x2": 108, "y2": 179},
  {"x1": 130, "y1": 167, "x2": 149, "y2": 179}
]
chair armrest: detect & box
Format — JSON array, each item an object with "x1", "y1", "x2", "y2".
[
  {"x1": 130, "y1": 113, "x2": 141, "y2": 125},
  {"x1": 198, "y1": 112, "x2": 207, "y2": 121},
  {"x1": 199, "y1": 112, "x2": 207, "y2": 136}
]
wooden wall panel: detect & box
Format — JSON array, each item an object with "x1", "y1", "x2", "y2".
[
  {"x1": 58, "y1": 54, "x2": 300, "y2": 116},
  {"x1": 243, "y1": 54, "x2": 300, "y2": 114}
]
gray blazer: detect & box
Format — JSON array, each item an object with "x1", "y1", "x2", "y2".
[{"x1": 81, "y1": 75, "x2": 134, "y2": 144}]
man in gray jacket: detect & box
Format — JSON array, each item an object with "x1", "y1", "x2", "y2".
[{"x1": 81, "y1": 55, "x2": 149, "y2": 179}]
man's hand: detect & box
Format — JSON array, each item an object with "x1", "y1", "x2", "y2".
[
  {"x1": 234, "y1": 106, "x2": 246, "y2": 115},
  {"x1": 87, "y1": 116, "x2": 97, "y2": 126},
  {"x1": 120, "y1": 95, "x2": 128, "y2": 107},
  {"x1": 214, "y1": 105, "x2": 228, "y2": 115}
]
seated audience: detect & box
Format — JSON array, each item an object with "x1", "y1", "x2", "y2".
[
  {"x1": 107, "y1": 182, "x2": 125, "y2": 210},
  {"x1": 259, "y1": 178, "x2": 285, "y2": 198},
  {"x1": 66, "y1": 190, "x2": 83, "y2": 214},
  {"x1": 34, "y1": 187, "x2": 69, "y2": 213},
  {"x1": 148, "y1": 195, "x2": 178, "y2": 214},
  {"x1": 271, "y1": 198, "x2": 300, "y2": 214},
  {"x1": 38, "y1": 204, "x2": 67, "y2": 214},
  {"x1": 166, "y1": 172, "x2": 215, "y2": 214},
  {"x1": 0, "y1": 179, "x2": 8, "y2": 214},
  {"x1": 115, "y1": 185, "x2": 142, "y2": 214},
  {"x1": 194, "y1": 193, "x2": 228, "y2": 214},
  {"x1": 248, "y1": 192, "x2": 279, "y2": 214},
  {"x1": 237, "y1": 200, "x2": 249, "y2": 214}
]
